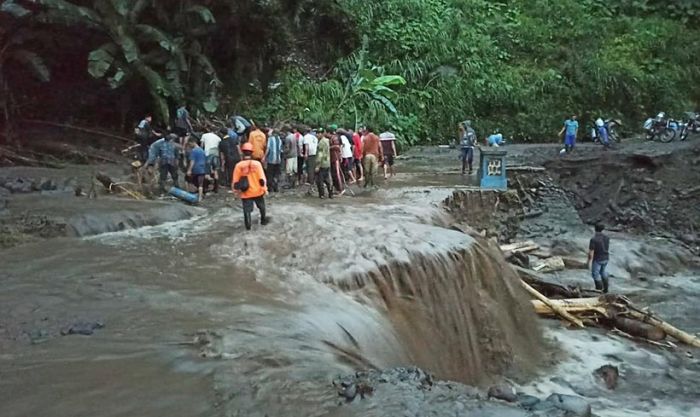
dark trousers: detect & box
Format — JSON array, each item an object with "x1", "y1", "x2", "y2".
[
  {"x1": 331, "y1": 160, "x2": 343, "y2": 192},
  {"x1": 316, "y1": 167, "x2": 332, "y2": 198},
  {"x1": 159, "y1": 163, "x2": 179, "y2": 192},
  {"x1": 297, "y1": 156, "x2": 305, "y2": 183},
  {"x1": 242, "y1": 196, "x2": 266, "y2": 219},
  {"x1": 224, "y1": 157, "x2": 239, "y2": 188},
  {"x1": 306, "y1": 155, "x2": 317, "y2": 184},
  {"x1": 265, "y1": 163, "x2": 281, "y2": 192}
]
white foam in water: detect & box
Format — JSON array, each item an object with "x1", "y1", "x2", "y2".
[
  {"x1": 519, "y1": 326, "x2": 700, "y2": 417},
  {"x1": 85, "y1": 209, "x2": 233, "y2": 245}
]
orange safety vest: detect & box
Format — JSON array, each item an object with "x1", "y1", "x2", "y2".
[{"x1": 232, "y1": 159, "x2": 267, "y2": 199}]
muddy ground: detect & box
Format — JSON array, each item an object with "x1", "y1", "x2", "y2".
[{"x1": 1, "y1": 136, "x2": 699, "y2": 416}]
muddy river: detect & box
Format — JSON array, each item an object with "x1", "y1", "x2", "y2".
[{"x1": 1, "y1": 145, "x2": 699, "y2": 416}]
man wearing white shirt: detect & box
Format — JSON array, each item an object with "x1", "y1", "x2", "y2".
[
  {"x1": 303, "y1": 129, "x2": 318, "y2": 184},
  {"x1": 338, "y1": 129, "x2": 356, "y2": 183},
  {"x1": 200, "y1": 131, "x2": 222, "y2": 193}
]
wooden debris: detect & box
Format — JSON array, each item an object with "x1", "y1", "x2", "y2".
[
  {"x1": 507, "y1": 165, "x2": 546, "y2": 172},
  {"x1": 95, "y1": 172, "x2": 145, "y2": 200},
  {"x1": 527, "y1": 291, "x2": 700, "y2": 348},
  {"x1": 624, "y1": 307, "x2": 700, "y2": 348},
  {"x1": 500, "y1": 240, "x2": 539, "y2": 255},
  {"x1": 21, "y1": 119, "x2": 134, "y2": 144},
  {"x1": 530, "y1": 297, "x2": 608, "y2": 317},
  {"x1": 612, "y1": 316, "x2": 666, "y2": 341},
  {"x1": 521, "y1": 280, "x2": 584, "y2": 328},
  {"x1": 561, "y1": 256, "x2": 588, "y2": 270},
  {"x1": 533, "y1": 256, "x2": 565, "y2": 273}
]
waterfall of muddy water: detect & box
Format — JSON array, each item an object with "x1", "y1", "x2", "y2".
[
  {"x1": 208, "y1": 198, "x2": 543, "y2": 385},
  {"x1": 0, "y1": 187, "x2": 543, "y2": 416}
]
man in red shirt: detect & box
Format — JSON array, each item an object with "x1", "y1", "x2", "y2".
[
  {"x1": 361, "y1": 127, "x2": 383, "y2": 188},
  {"x1": 352, "y1": 130, "x2": 364, "y2": 181}
]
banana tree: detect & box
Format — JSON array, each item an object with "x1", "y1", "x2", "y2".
[
  {"x1": 334, "y1": 37, "x2": 406, "y2": 128},
  {"x1": 37, "y1": 0, "x2": 221, "y2": 122},
  {"x1": 1, "y1": 0, "x2": 51, "y2": 143},
  {"x1": 337, "y1": 67, "x2": 406, "y2": 129}
]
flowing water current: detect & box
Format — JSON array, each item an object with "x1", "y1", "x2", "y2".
[
  {"x1": 1, "y1": 182, "x2": 698, "y2": 416},
  {"x1": 1, "y1": 187, "x2": 544, "y2": 416}
]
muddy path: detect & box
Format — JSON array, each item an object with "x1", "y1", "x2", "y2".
[{"x1": 1, "y1": 139, "x2": 700, "y2": 416}]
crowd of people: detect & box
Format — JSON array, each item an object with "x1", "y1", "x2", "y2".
[{"x1": 134, "y1": 108, "x2": 399, "y2": 229}]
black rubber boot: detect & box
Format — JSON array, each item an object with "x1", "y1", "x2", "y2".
[
  {"x1": 594, "y1": 280, "x2": 603, "y2": 291},
  {"x1": 602, "y1": 277, "x2": 609, "y2": 294}
]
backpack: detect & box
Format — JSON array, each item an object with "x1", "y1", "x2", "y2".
[{"x1": 234, "y1": 161, "x2": 252, "y2": 192}]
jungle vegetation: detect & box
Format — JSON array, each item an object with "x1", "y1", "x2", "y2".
[{"x1": 1, "y1": 0, "x2": 699, "y2": 144}]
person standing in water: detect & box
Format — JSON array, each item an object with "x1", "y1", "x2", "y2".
[
  {"x1": 362, "y1": 127, "x2": 383, "y2": 188},
  {"x1": 146, "y1": 133, "x2": 180, "y2": 194},
  {"x1": 379, "y1": 131, "x2": 398, "y2": 179},
  {"x1": 186, "y1": 138, "x2": 207, "y2": 202},
  {"x1": 232, "y1": 142, "x2": 269, "y2": 230},
  {"x1": 588, "y1": 224, "x2": 611, "y2": 293},
  {"x1": 315, "y1": 132, "x2": 333, "y2": 199}
]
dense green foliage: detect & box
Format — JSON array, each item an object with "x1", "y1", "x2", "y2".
[
  {"x1": 256, "y1": 0, "x2": 700, "y2": 144},
  {"x1": 1, "y1": 0, "x2": 699, "y2": 145}
]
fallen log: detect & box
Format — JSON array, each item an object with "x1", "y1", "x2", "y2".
[
  {"x1": 0, "y1": 146, "x2": 63, "y2": 168},
  {"x1": 520, "y1": 280, "x2": 584, "y2": 328},
  {"x1": 533, "y1": 256, "x2": 566, "y2": 273},
  {"x1": 21, "y1": 119, "x2": 134, "y2": 144},
  {"x1": 512, "y1": 265, "x2": 590, "y2": 298},
  {"x1": 95, "y1": 172, "x2": 145, "y2": 200},
  {"x1": 500, "y1": 241, "x2": 539, "y2": 257},
  {"x1": 625, "y1": 308, "x2": 700, "y2": 348},
  {"x1": 612, "y1": 316, "x2": 666, "y2": 341},
  {"x1": 531, "y1": 297, "x2": 608, "y2": 317}
]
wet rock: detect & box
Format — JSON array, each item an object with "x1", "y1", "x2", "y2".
[
  {"x1": 39, "y1": 178, "x2": 57, "y2": 191},
  {"x1": 594, "y1": 364, "x2": 620, "y2": 390},
  {"x1": 544, "y1": 393, "x2": 592, "y2": 417},
  {"x1": 680, "y1": 234, "x2": 698, "y2": 245},
  {"x1": 487, "y1": 383, "x2": 517, "y2": 402},
  {"x1": 4, "y1": 178, "x2": 33, "y2": 194},
  {"x1": 337, "y1": 382, "x2": 358, "y2": 402},
  {"x1": 60, "y1": 320, "x2": 104, "y2": 336},
  {"x1": 515, "y1": 393, "x2": 540, "y2": 409}
]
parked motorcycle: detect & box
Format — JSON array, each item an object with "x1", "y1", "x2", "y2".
[
  {"x1": 682, "y1": 112, "x2": 700, "y2": 138},
  {"x1": 644, "y1": 112, "x2": 676, "y2": 143},
  {"x1": 590, "y1": 118, "x2": 622, "y2": 144}
]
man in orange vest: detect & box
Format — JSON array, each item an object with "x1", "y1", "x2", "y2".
[{"x1": 232, "y1": 142, "x2": 269, "y2": 230}]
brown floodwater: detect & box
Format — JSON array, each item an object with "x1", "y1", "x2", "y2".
[{"x1": 0, "y1": 177, "x2": 542, "y2": 417}]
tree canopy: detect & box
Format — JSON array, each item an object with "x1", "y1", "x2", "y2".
[{"x1": 1, "y1": 0, "x2": 699, "y2": 144}]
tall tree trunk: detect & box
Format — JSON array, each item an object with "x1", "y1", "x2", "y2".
[{"x1": 0, "y1": 66, "x2": 12, "y2": 145}]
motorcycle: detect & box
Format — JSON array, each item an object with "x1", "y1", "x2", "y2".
[
  {"x1": 644, "y1": 112, "x2": 676, "y2": 143},
  {"x1": 590, "y1": 118, "x2": 622, "y2": 145},
  {"x1": 681, "y1": 112, "x2": 700, "y2": 139}
]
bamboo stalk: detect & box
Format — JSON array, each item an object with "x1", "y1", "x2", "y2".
[{"x1": 520, "y1": 279, "x2": 585, "y2": 328}]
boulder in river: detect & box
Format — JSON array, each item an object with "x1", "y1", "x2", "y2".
[{"x1": 543, "y1": 393, "x2": 592, "y2": 417}]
